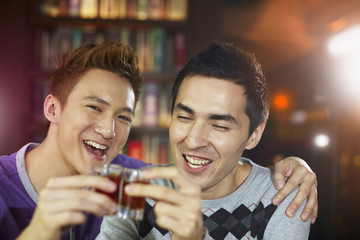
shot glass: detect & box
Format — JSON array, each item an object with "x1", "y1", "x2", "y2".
[
  {"x1": 117, "y1": 167, "x2": 148, "y2": 221},
  {"x1": 94, "y1": 164, "x2": 123, "y2": 212}
]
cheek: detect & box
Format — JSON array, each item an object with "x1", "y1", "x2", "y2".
[
  {"x1": 65, "y1": 109, "x2": 95, "y2": 128},
  {"x1": 59, "y1": 112, "x2": 97, "y2": 144},
  {"x1": 169, "y1": 121, "x2": 186, "y2": 143},
  {"x1": 212, "y1": 134, "x2": 247, "y2": 158},
  {"x1": 115, "y1": 125, "x2": 131, "y2": 145}
]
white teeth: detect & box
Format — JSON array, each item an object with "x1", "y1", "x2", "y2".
[
  {"x1": 185, "y1": 155, "x2": 211, "y2": 168},
  {"x1": 188, "y1": 162, "x2": 203, "y2": 169},
  {"x1": 84, "y1": 140, "x2": 107, "y2": 150}
]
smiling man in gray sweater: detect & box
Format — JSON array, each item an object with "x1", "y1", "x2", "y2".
[{"x1": 97, "y1": 42, "x2": 313, "y2": 240}]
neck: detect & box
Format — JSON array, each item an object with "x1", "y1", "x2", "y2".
[
  {"x1": 25, "y1": 136, "x2": 74, "y2": 193},
  {"x1": 200, "y1": 162, "x2": 251, "y2": 200}
]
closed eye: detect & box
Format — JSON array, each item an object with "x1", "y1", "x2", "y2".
[
  {"x1": 177, "y1": 115, "x2": 191, "y2": 121},
  {"x1": 117, "y1": 115, "x2": 132, "y2": 123},
  {"x1": 87, "y1": 105, "x2": 101, "y2": 112},
  {"x1": 213, "y1": 124, "x2": 230, "y2": 130}
]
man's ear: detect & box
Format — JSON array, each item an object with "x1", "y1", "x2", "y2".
[
  {"x1": 43, "y1": 94, "x2": 61, "y2": 124},
  {"x1": 245, "y1": 122, "x2": 266, "y2": 150}
]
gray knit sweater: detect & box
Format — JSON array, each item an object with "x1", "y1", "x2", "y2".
[{"x1": 97, "y1": 158, "x2": 310, "y2": 240}]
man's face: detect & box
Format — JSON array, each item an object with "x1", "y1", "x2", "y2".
[
  {"x1": 169, "y1": 75, "x2": 258, "y2": 199},
  {"x1": 55, "y1": 68, "x2": 135, "y2": 174}
]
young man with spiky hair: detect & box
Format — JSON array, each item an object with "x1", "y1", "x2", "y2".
[{"x1": 0, "y1": 42, "x2": 146, "y2": 239}]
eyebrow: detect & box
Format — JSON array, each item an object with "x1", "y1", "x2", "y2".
[
  {"x1": 85, "y1": 96, "x2": 110, "y2": 105},
  {"x1": 175, "y1": 102, "x2": 238, "y2": 124},
  {"x1": 85, "y1": 96, "x2": 134, "y2": 115},
  {"x1": 175, "y1": 103, "x2": 194, "y2": 114},
  {"x1": 209, "y1": 114, "x2": 237, "y2": 124}
]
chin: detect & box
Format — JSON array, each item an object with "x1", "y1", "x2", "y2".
[{"x1": 80, "y1": 164, "x2": 95, "y2": 175}]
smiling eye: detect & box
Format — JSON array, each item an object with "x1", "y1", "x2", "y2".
[
  {"x1": 177, "y1": 115, "x2": 191, "y2": 121},
  {"x1": 87, "y1": 105, "x2": 101, "y2": 112},
  {"x1": 117, "y1": 115, "x2": 132, "y2": 123},
  {"x1": 213, "y1": 124, "x2": 229, "y2": 130}
]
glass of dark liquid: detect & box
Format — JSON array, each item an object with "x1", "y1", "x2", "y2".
[
  {"x1": 94, "y1": 164, "x2": 147, "y2": 220},
  {"x1": 94, "y1": 164, "x2": 123, "y2": 209},
  {"x1": 117, "y1": 168, "x2": 147, "y2": 221}
]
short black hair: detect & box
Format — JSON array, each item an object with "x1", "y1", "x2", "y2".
[{"x1": 171, "y1": 41, "x2": 269, "y2": 137}]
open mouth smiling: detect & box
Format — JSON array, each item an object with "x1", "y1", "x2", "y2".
[
  {"x1": 84, "y1": 140, "x2": 108, "y2": 157},
  {"x1": 184, "y1": 155, "x2": 212, "y2": 169}
]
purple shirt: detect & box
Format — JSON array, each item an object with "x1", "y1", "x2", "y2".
[{"x1": 0, "y1": 143, "x2": 148, "y2": 240}]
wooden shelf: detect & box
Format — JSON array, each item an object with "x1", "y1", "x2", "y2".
[
  {"x1": 130, "y1": 126, "x2": 169, "y2": 136},
  {"x1": 142, "y1": 72, "x2": 177, "y2": 83},
  {"x1": 30, "y1": 16, "x2": 187, "y2": 30}
]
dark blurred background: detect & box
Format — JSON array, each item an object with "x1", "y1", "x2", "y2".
[{"x1": 1, "y1": 0, "x2": 360, "y2": 239}]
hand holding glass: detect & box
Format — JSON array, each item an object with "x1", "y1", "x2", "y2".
[{"x1": 94, "y1": 164, "x2": 147, "y2": 220}]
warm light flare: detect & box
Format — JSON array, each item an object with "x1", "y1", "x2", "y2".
[
  {"x1": 327, "y1": 26, "x2": 360, "y2": 56},
  {"x1": 273, "y1": 93, "x2": 290, "y2": 110},
  {"x1": 338, "y1": 55, "x2": 360, "y2": 102},
  {"x1": 328, "y1": 25, "x2": 360, "y2": 106}
]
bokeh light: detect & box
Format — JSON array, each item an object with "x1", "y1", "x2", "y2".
[{"x1": 314, "y1": 134, "x2": 330, "y2": 148}]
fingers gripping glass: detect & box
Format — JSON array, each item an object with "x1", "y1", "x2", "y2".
[{"x1": 94, "y1": 164, "x2": 148, "y2": 220}]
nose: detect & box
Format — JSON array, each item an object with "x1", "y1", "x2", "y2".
[
  {"x1": 184, "y1": 121, "x2": 209, "y2": 149},
  {"x1": 95, "y1": 116, "x2": 116, "y2": 139}
]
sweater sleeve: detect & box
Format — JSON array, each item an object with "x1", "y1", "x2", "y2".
[
  {"x1": 263, "y1": 186, "x2": 310, "y2": 240},
  {"x1": 96, "y1": 215, "x2": 140, "y2": 240}
]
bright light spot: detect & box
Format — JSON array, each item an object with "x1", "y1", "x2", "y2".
[
  {"x1": 273, "y1": 93, "x2": 290, "y2": 110},
  {"x1": 314, "y1": 134, "x2": 330, "y2": 148},
  {"x1": 328, "y1": 26, "x2": 360, "y2": 106},
  {"x1": 333, "y1": 54, "x2": 360, "y2": 105},
  {"x1": 327, "y1": 26, "x2": 360, "y2": 56}
]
